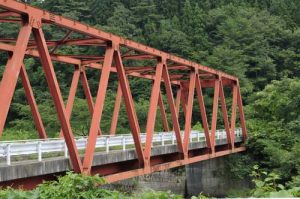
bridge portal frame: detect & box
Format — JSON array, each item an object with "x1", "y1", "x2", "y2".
[{"x1": 0, "y1": 0, "x2": 247, "y2": 189}]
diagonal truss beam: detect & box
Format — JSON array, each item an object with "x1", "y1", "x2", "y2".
[
  {"x1": 20, "y1": 64, "x2": 47, "y2": 139},
  {"x1": 82, "y1": 46, "x2": 114, "y2": 174},
  {"x1": 219, "y1": 78, "x2": 233, "y2": 149},
  {"x1": 80, "y1": 70, "x2": 102, "y2": 136},
  {"x1": 162, "y1": 62, "x2": 184, "y2": 154},
  {"x1": 0, "y1": 22, "x2": 32, "y2": 135},
  {"x1": 158, "y1": 92, "x2": 170, "y2": 132},
  {"x1": 59, "y1": 67, "x2": 80, "y2": 138},
  {"x1": 110, "y1": 83, "x2": 122, "y2": 135},
  {"x1": 33, "y1": 27, "x2": 83, "y2": 172},
  {"x1": 144, "y1": 61, "x2": 163, "y2": 165},
  {"x1": 195, "y1": 74, "x2": 212, "y2": 149},
  {"x1": 114, "y1": 48, "x2": 145, "y2": 166},
  {"x1": 183, "y1": 71, "x2": 196, "y2": 155}
]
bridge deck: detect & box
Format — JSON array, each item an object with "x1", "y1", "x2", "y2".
[{"x1": 0, "y1": 130, "x2": 244, "y2": 185}]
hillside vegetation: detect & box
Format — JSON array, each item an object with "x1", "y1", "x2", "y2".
[{"x1": 0, "y1": 0, "x2": 299, "y2": 197}]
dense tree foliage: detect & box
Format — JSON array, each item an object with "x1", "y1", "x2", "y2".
[
  {"x1": 0, "y1": 0, "x2": 300, "y2": 197},
  {"x1": 245, "y1": 78, "x2": 300, "y2": 185},
  {"x1": 0, "y1": 172, "x2": 194, "y2": 199}
]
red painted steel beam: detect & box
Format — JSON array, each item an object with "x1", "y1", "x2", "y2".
[
  {"x1": 80, "y1": 70, "x2": 102, "y2": 136},
  {"x1": 59, "y1": 67, "x2": 80, "y2": 138},
  {"x1": 237, "y1": 82, "x2": 247, "y2": 140},
  {"x1": 62, "y1": 54, "x2": 155, "y2": 61},
  {"x1": 144, "y1": 61, "x2": 163, "y2": 167},
  {"x1": 110, "y1": 83, "x2": 122, "y2": 135},
  {"x1": 195, "y1": 74, "x2": 212, "y2": 149},
  {"x1": 162, "y1": 63, "x2": 184, "y2": 154},
  {"x1": 50, "y1": 30, "x2": 73, "y2": 54},
  {"x1": 0, "y1": 42, "x2": 183, "y2": 86},
  {"x1": 104, "y1": 146, "x2": 246, "y2": 183},
  {"x1": 114, "y1": 48, "x2": 145, "y2": 166},
  {"x1": 158, "y1": 92, "x2": 170, "y2": 132},
  {"x1": 20, "y1": 64, "x2": 47, "y2": 139},
  {"x1": 0, "y1": 21, "x2": 32, "y2": 136},
  {"x1": 219, "y1": 78, "x2": 233, "y2": 149},
  {"x1": 0, "y1": 11, "x2": 20, "y2": 17},
  {"x1": 82, "y1": 46, "x2": 114, "y2": 174},
  {"x1": 183, "y1": 71, "x2": 196, "y2": 155},
  {"x1": 27, "y1": 38, "x2": 106, "y2": 49},
  {"x1": 180, "y1": 85, "x2": 188, "y2": 117},
  {"x1": 175, "y1": 86, "x2": 182, "y2": 117},
  {"x1": 32, "y1": 27, "x2": 83, "y2": 173},
  {"x1": 210, "y1": 79, "x2": 220, "y2": 153},
  {"x1": 0, "y1": 18, "x2": 20, "y2": 23},
  {"x1": 0, "y1": 0, "x2": 237, "y2": 81},
  {"x1": 230, "y1": 84, "x2": 238, "y2": 147}
]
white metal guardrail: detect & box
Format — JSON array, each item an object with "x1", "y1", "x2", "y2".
[{"x1": 0, "y1": 129, "x2": 242, "y2": 165}]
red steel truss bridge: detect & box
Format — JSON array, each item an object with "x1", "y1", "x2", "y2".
[{"x1": 0, "y1": 0, "x2": 247, "y2": 189}]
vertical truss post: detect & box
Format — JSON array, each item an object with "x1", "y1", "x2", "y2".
[
  {"x1": 80, "y1": 70, "x2": 101, "y2": 136},
  {"x1": 175, "y1": 86, "x2": 182, "y2": 117},
  {"x1": 219, "y1": 77, "x2": 233, "y2": 149},
  {"x1": 237, "y1": 81, "x2": 247, "y2": 141},
  {"x1": 180, "y1": 85, "x2": 188, "y2": 117},
  {"x1": 0, "y1": 22, "x2": 32, "y2": 136},
  {"x1": 211, "y1": 78, "x2": 220, "y2": 152},
  {"x1": 20, "y1": 64, "x2": 47, "y2": 139},
  {"x1": 59, "y1": 67, "x2": 80, "y2": 138},
  {"x1": 195, "y1": 74, "x2": 212, "y2": 149},
  {"x1": 83, "y1": 44, "x2": 114, "y2": 174},
  {"x1": 144, "y1": 61, "x2": 163, "y2": 166},
  {"x1": 33, "y1": 27, "x2": 82, "y2": 173},
  {"x1": 183, "y1": 70, "x2": 196, "y2": 156},
  {"x1": 114, "y1": 48, "x2": 145, "y2": 166},
  {"x1": 162, "y1": 64, "x2": 184, "y2": 154},
  {"x1": 110, "y1": 83, "x2": 122, "y2": 135},
  {"x1": 158, "y1": 92, "x2": 170, "y2": 132},
  {"x1": 230, "y1": 83, "x2": 238, "y2": 146}
]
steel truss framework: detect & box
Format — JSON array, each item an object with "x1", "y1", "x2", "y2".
[{"x1": 0, "y1": 0, "x2": 247, "y2": 189}]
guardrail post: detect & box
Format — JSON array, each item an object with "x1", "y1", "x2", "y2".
[
  {"x1": 197, "y1": 132, "x2": 200, "y2": 142},
  {"x1": 172, "y1": 133, "x2": 175, "y2": 145},
  {"x1": 6, "y1": 144, "x2": 11, "y2": 165},
  {"x1": 106, "y1": 137, "x2": 109, "y2": 152},
  {"x1": 64, "y1": 143, "x2": 68, "y2": 158},
  {"x1": 190, "y1": 132, "x2": 193, "y2": 143},
  {"x1": 122, "y1": 136, "x2": 126, "y2": 151},
  {"x1": 38, "y1": 141, "x2": 42, "y2": 162},
  {"x1": 161, "y1": 133, "x2": 164, "y2": 146}
]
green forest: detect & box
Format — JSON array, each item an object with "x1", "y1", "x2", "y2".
[{"x1": 0, "y1": 0, "x2": 300, "y2": 198}]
